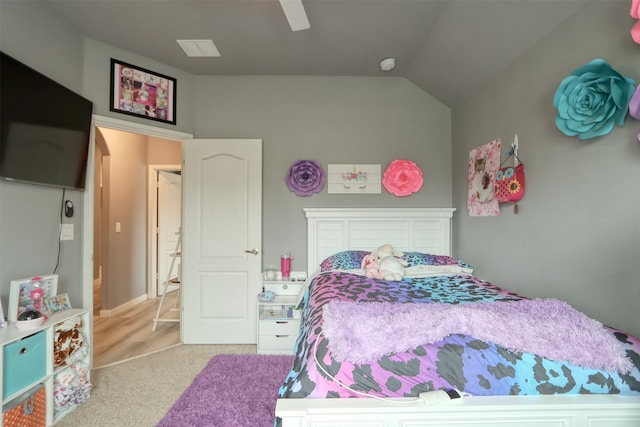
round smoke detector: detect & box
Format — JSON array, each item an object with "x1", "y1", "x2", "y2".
[{"x1": 379, "y1": 57, "x2": 396, "y2": 72}]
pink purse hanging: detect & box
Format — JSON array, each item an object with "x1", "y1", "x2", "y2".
[
  {"x1": 495, "y1": 150, "x2": 525, "y2": 213},
  {"x1": 495, "y1": 162, "x2": 525, "y2": 203}
]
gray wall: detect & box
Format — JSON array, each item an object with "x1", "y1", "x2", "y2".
[
  {"x1": 0, "y1": 1, "x2": 193, "y2": 311},
  {"x1": 453, "y1": 1, "x2": 640, "y2": 337},
  {"x1": 0, "y1": 1, "x2": 87, "y2": 310},
  {"x1": 98, "y1": 128, "x2": 148, "y2": 309},
  {"x1": 193, "y1": 76, "x2": 452, "y2": 268}
]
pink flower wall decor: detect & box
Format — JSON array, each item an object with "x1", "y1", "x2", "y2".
[
  {"x1": 631, "y1": 0, "x2": 640, "y2": 44},
  {"x1": 382, "y1": 159, "x2": 423, "y2": 197}
]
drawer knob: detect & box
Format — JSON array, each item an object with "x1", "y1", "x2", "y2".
[{"x1": 20, "y1": 347, "x2": 27, "y2": 355}]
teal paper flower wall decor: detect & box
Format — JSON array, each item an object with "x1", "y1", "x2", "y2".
[{"x1": 553, "y1": 59, "x2": 635, "y2": 141}]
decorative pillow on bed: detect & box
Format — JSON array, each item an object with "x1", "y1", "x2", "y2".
[
  {"x1": 402, "y1": 252, "x2": 472, "y2": 269},
  {"x1": 320, "y1": 250, "x2": 472, "y2": 272},
  {"x1": 320, "y1": 250, "x2": 370, "y2": 271}
]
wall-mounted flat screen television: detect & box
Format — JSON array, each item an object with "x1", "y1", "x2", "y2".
[{"x1": 0, "y1": 51, "x2": 94, "y2": 190}]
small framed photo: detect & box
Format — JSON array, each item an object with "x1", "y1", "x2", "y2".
[
  {"x1": 45, "y1": 293, "x2": 72, "y2": 313},
  {"x1": 8, "y1": 274, "x2": 58, "y2": 322},
  {"x1": 110, "y1": 58, "x2": 176, "y2": 125}
]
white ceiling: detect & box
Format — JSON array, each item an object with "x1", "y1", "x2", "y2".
[{"x1": 39, "y1": 0, "x2": 591, "y2": 108}]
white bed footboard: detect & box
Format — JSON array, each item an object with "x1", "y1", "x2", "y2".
[{"x1": 276, "y1": 394, "x2": 640, "y2": 427}]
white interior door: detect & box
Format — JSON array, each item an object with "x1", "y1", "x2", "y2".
[
  {"x1": 157, "y1": 170, "x2": 182, "y2": 295},
  {"x1": 182, "y1": 139, "x2": 262, "y2": 344}
]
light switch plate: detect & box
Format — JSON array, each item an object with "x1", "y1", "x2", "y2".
[{"x1": 60, "y1": 223, "x2": 74, "y2": 240}]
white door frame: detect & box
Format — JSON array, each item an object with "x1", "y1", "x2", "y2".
[
  {"x1": 83, "y1": 115, "x2": 192, "y2": 317},
  {"x1": 147, "y1": 164, "x2": 181, "y2": 298}
]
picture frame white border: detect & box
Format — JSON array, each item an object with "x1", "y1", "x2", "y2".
[
  {"x1": 0, "y1": 296, "x2": 5, "y2": 328},
  {"x1": 8, "y1": 274, "x2": 59, "y2": 322},
  {"x1": 45, "y1": 293, "x2": 72, "y2": 314}
]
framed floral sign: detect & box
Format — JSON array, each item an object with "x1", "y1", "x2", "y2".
[
  {"x1": 110, "y1": 59, "x2": 176, "y2": 125},
  {"x1": 328, "y1": 164, "x2": 381, "y2": 194}
]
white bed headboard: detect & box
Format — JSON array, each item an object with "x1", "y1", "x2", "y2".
[{"x1": 304, "y1": 208, "x2": 455, "y2": 274}]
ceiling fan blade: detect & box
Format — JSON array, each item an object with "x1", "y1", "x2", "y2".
[{"x1": 279, "y1": 0, "x2": 310, "y2": 31}]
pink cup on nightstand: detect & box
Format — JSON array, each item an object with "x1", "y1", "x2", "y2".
[{"x1": 281, "y1": 253, "x2": 292, "y2": 278}]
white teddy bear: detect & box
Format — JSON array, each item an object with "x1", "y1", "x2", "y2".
[{"x1": 373, "y1": 244, "x2": 408, "y2": 281}]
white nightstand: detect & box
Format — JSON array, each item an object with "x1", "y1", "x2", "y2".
[{"x1": 257, "y1": 280, "x2": 304, "y2": 354}]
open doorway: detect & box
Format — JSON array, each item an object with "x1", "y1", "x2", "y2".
[
  {"x1": 89, "y1": 115, "x2": 192, "y2": 366},
  {"x1": 148, "y1": 167, "x2": 182, "y2": 299},
  {"x1": 93, "y1": 128, "x2": 182, "y2": 315}
]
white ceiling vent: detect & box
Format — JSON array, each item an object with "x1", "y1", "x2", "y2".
[
  {"x1": 279, "y1": 0, "x2": 310, "y2": 31},
  {"x1": 177, "y1": 40, "x2": 221, "y2": 57}
]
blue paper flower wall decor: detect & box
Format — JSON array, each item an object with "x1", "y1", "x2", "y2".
[{"x1": 552, "y1": 59, "x2": 636, "y2": 141}]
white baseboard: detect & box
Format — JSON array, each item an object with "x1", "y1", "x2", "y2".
[{"x1": 99, "y1": 294, "x2": 147, "y2": 318}]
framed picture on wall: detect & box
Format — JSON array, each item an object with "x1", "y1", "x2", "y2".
[{"x1": 110, "y1": 58, "x2": 176, "y2": 125}]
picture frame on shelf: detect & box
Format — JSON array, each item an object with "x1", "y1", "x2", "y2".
[
  {"x1": 0, "y1": 296, "x2": 5, "y2": 328},
  {"x1": 109, "y1": 58, "x2": 177, "y2": 125},
  {"x1": 8, "y1": 274, "x2": 58, "y2": 322},
  {"x1": 45, "y1": 293, "x2": 72, "y2": 314}
]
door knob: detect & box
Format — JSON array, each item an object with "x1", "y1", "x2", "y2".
[{"x1": 244, "y1": 248, "x2": 259, "y2": 255}]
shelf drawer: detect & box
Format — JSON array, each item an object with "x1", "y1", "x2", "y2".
[
  {"x1": 3, "y1": 331, "x2": 47, "y2": 399},
  {"x1": 2, "y1": 383, "x2": 46, "y2": 426},
  {"x1": 259, "y1": 319, "x2": 300, "y2": 335},
  {"x1": 259, "y1": 334, "x2": 298, "y2": 352}
]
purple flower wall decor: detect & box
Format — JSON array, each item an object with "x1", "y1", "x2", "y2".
[
  {"x1": 630, "y1": 85, "x2": 640, "y2": 143},
  {"x1": 382, "y1": 159, "x2": 423, "y2": 197},
  {"x1": 286, "y1": 160, "x2": 326, "y2": 196},
  {"x1": 552, "y1": 59, "x2": 635, "y2": 141}
]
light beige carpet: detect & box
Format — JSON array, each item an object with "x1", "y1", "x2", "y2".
[{"x1": 56, "y1": 344, "x2": 256, "y2": 427}]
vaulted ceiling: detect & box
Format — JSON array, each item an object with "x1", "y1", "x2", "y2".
[{"x1": 40, "y1": 0, "x2": 590, "y2": 108}]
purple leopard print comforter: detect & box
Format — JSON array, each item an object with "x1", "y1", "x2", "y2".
[{"x1": 277, "y1": 271, "x2": 640, "y2": 401}]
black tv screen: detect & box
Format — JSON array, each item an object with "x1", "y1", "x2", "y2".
[{"x1": 0, "y1": 52, "x2": 94, "y2": 190}]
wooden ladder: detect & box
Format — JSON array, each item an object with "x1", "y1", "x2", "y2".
[{"x1": 152, "y1": 228, "x2": 181, "y2": 331}]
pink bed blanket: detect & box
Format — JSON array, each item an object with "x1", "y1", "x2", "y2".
[{"x1": 322, "y1": 298, "x2": 632, "y2": 373}]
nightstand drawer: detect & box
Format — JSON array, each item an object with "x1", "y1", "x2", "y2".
[
  {"x1": 262, "y1": 281, "x2": 304, "y2": 296},
  {"x1": 259, "y1": 319, "x2": 300, "y2": 335},
  {"x1": 259, "y1": 334, "x2": 298, "y2": 351}
]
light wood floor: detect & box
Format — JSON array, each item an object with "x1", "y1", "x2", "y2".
[{"x1": 93, "y1": 293, "x2": 181, "y2": 368}]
